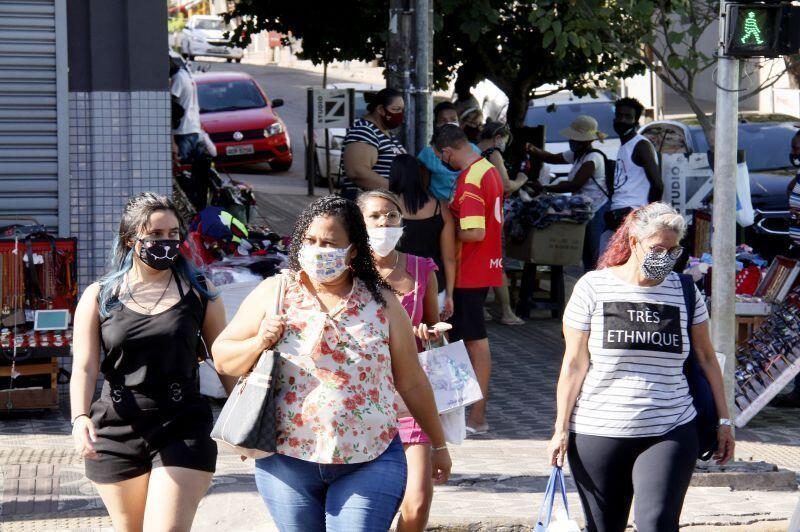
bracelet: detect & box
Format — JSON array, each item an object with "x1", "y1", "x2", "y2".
[
  {"x1": 432, "y1": 444, "x2": 448, "y2": 452},
  {"x1": 71, "y1": 414, "x2": 89, "y2": 427}
]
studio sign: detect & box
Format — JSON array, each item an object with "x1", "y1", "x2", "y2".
[{"x1": 602, "y1": 302, "x2": 682, "y2": 354}]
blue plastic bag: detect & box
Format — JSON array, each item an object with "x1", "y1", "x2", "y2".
[{"x1": 535, "y1": 467, "x2": 580, "y2": 532}]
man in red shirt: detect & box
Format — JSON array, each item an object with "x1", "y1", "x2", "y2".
[{"x1": 434, "y1": 124, "x2": 504, "y2": 434}]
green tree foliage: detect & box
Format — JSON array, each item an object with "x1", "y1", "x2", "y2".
[
  {"x1": 224, "y1": 1, "x2": 388, "y2": 66},
  {"x1": 434, "y1": 0, "x2": 647, "y2": 128}
]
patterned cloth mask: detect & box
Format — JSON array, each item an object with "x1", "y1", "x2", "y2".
[
  {"x1": 299, "y1": 244, "x2": 351, "y2": 283},
  {"x1": 138, "y1": 239, "x2": 181, "y2": 270},
  {"x1": 640, "y1": 246, "x2": 680, "y2": 281}
]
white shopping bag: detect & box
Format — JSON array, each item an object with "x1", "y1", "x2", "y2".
[
  {"x1": 440, "y1": 406, "x2": 467, "y2": 445},
  {"x1": 418, "y1": 339, "x2": 483, "y2": 414}
]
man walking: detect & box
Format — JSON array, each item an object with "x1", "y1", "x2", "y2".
[
  {"x1": 434, "y1": 124, "x2": 504, "y2": 434},
  {"x1": 601, "y1": 97, "x2": 663, "y2": 250},
  {"x1": 170, "y1": 52, "x2": 211, "y2": 210}
]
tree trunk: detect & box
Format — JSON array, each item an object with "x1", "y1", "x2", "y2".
[{"x1": 505, "y1": 83, "x2": 530, "y2": 130}]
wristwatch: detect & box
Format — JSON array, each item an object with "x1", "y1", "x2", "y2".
[{"x1": 718, "y1": 418, "x2": 733, "y2": 427}]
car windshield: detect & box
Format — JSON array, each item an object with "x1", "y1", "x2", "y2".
[
  {"x1": 195, "y1": 19, "x2": 225, "y2": 30},
  {"x1": 355, "y1": 91, "x2": 369, "y2": 118},
  {"x1": 524, "y1": 101, "x2": 617, "y2": 142},
  {"x1": 689, "y1": 122, "x2": 797, "y2": 171},
  {"x1": 197, "y1": 80, "x2": 266, "y2": 113}
]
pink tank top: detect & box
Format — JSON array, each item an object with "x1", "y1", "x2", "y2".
[{"x1": 399, "y1": 254, "x2": 438, "y2": 327}]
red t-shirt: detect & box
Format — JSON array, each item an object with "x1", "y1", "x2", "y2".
[{"x1": 450, "y1": 157, "x2": 504, "y2": 288}]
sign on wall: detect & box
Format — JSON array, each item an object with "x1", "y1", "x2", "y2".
[{"x1": 310, "y1": 88, "x2": 353, "y2": 129}]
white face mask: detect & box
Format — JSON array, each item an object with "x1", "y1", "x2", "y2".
[
  {"x1": 298, "y1": 244, "x2": 351, "y2": 283},
  {"x1": 496, "y1": 138, "x2": 508, "y2": 152},
  {"x1": 367, "y1": 227, "x2": 404, "y2": 257}
]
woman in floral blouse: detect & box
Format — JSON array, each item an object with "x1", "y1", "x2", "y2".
[{"x1": 213, "y1": 195, "x2": 451, "y2": 531}]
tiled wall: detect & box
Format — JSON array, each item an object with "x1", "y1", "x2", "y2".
[{"x1": 68, "y1": 91, "x2": 172, "y2": 288}]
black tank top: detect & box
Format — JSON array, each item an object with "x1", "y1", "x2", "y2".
[
  {"x1": 99, "y1": 273, "x2": 205, "y2": 388},
  {"x1": 397, "y1": 201, "x2": 445, "y2": 289}
]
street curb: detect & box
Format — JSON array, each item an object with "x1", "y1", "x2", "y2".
[{"x1": 691, "y1": 461, "x2": 798, "y2": 490}]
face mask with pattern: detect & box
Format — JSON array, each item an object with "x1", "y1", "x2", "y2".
[{"x1": 299, "y1": 244, "x2": 351, "y2": 283}]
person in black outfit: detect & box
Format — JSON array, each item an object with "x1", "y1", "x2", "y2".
[
  {"x1": 389, "y1": 154, "x2": 457, "y2": 320},
  {"x1": 70, "y1": 192, "x2": 228, "y2": 531}
]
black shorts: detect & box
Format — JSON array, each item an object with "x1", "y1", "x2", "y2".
[
  {"x1": 84, "y1": 382, "x2": 217, "y2": 484},
  {"x1": 448, "y1": 287, "x2": 489, "y2": 342}
]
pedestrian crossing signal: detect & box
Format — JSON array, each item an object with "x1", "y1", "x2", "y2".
[{"x1": 724, "y1": 4, "x2": 781, "y2": 57}]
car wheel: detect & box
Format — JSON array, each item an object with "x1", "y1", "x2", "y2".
[
  {"x1": 235, "y1": 58, "x2": 242, "y2": 64},
  {"x1": 270, "y1": 160, "x2": 293, "y2": 172},
  {"x1": 226, "y1": 58, "x2": 233, "y2": 63}
]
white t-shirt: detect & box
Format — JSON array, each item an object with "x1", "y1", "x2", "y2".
[
  {"x1": 170, "y1": 69, "x2": 202, "y2": 135},
  {"x1": 563, "y1": 269, "x2": 709, "y2": 438},
  {"x1": 611, "y1": 134, "x2": 655, "y2": 210},
  {"x1": 562, "y1": 149, "x2": 608, "y2": 209}
]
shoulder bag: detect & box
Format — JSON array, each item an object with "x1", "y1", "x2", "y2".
[
  {"x1": 678, "y1": 273, "x2": 719, "y2": 460},
  {"x1": 210, "y1": 273, "x2": 285, "y2": 459}
]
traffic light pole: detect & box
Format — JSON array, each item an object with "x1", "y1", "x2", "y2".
[{"x1": 711, "y1": 1, "x2": 739, "y2": 431}]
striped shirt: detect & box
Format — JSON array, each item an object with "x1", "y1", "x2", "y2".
[
  {"x1": 340, "y1": 118, "x2": 405, "y2": 189},
  {"x1": 563, "y1": 269, "x2": 709, "y2": 438}
]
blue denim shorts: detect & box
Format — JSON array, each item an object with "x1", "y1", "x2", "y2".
[{"x1": 254, "y1": 436, "x2": 407, "y2": 532}]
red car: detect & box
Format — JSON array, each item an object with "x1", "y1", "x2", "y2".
[{"x1": 194, "y1": 71, "x2": 292, "y2": 171}]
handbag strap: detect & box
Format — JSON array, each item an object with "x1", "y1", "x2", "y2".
[
  {"x1": 537, "y1": 467, "x2": 559, "y2": 526},
  {"x1": 272, "y1": 273, "x2": 286, "y2": 317},
  {"x1": 678, "y1": 273, "x2": 696, "y2": 351}
]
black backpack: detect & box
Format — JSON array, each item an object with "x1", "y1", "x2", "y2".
[{"x1": 586, "y1": 149, "x2": 616, "y2": 201}]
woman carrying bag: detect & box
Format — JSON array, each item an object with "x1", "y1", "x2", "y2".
[
  {"x1": 212, "y1": 195, "x2": 451, "y2": 532},
  {"x1": 547, "y1": 202, "x2": 734, "y2": 532},
  {"x1": 358, "y1": 190, "x2": 443, "y2": 532}
]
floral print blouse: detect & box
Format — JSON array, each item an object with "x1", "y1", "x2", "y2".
[{"x1": 272, "y1": 271, "x2": 399, "y2": 464}]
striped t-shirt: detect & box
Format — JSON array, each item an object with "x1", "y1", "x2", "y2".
[
  {"x1": 340, "y1": 118, "x2": 405, "y2": 188},
  {"x1": 563, "y1": 268, "x2": 709, "y2": 438}
]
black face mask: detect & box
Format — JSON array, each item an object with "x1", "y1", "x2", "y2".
[
  {"x1": 138, "y1": 239, "x2": 181, "y2": 270},
  {"x1": 790, "y1": 153, "x2": 800, "y2": 168},
  {"x1": 613, "y1": 120, "x2": 636, "y2": 137},
  {"x1": 568, "y1": 140, "x2": 586, "y2": 155},
  {"x1": 463, "y1": 125, "x2": 481, "y2": 143}
]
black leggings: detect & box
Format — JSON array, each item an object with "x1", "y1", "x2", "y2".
[{"x1": 567, "y1": 419, "x2": 698, "y2": 532}]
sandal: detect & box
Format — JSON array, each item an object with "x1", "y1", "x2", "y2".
[
  {"x1": 466, "y1": 423, "x2": 489, "y2": 436},
  {"x1": 500, "y1": 315, "x2": 525, "y2": 326}
]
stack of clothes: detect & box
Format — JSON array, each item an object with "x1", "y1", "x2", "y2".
[{"x1": 505, "y1": 193, "x2": 594, "y2": 242}]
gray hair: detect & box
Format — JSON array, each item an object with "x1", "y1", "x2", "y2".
[{"x1": 629, "y1": 202, "x2": 686, "y2": 242}]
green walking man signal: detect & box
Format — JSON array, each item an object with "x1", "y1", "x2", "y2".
[
  {"x1": 739, "y1": 11, "x2": 765, "y2": 45},
  {"x1": 723, "y1": 2, "x2": 800, "y2": 57}
]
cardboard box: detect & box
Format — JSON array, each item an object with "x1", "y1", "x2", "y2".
[{"x1": 506, "y1": 221, "x2": 586, "y2": 266}]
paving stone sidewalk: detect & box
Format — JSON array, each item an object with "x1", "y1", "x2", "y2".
[{"x1": 1, "y1": 316, "x2": 798, "y2": 531}]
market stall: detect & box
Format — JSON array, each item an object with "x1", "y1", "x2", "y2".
[
  {"x1": 683, "y1": 213, "x2": 800, "y2": 427},
  {"x1": 0, "y1": 225, "x2": 76, "y2": 411}
]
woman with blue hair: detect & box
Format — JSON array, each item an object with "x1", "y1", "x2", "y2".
[{"x1": 69, "y1": 192, "x2": 225, "y2": 531}]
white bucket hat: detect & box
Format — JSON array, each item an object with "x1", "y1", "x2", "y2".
[{"x1": 559, "y1": 115, "x2": 607, "y2": 142}]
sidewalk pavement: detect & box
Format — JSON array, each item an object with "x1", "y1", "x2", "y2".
[{"x1": 1, "y1": 316, "x2": 798, "y2": 531}]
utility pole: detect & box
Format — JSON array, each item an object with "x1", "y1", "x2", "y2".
[
  {"x1": 387, "y1": 0, "x2": 415, "y2": 152},
  {"x1": 413, "y1": 0, "x2": 433, "y2": 155},
  {"x1": 711, "y1": 1, "x2": 738, "y2": 426}
]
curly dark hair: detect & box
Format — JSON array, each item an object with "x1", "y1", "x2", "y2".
[
  {"x1": 288, "y1": 195, "x2": 391, "y2": 307},
  {"x1": 615, "y1": 97, "x2": 645, "y2": 121}
]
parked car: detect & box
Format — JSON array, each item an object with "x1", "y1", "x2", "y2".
[
  {"x1": 308, "y1": 83, "x2": 383, "y2": 182},
  {"x1": 523, "y1": 92, "x2": 621, "y2": 180},
  {"x1": 181, "y1": 15, "x2": 243, "y2": 63},
  {"x1": 194, "y1": 71, "x2": 292, "y2": 171},
  {"x1": 640, "y1": 115, "x2": 799, "y2": 257}
]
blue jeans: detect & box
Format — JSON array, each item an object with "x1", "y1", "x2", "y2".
[
  {"x1": 254, "y1": 437, "x2": 407, "y2": 532},
  {"x1": 583, "y1": 202, "x2": 609, "y2": 271}
]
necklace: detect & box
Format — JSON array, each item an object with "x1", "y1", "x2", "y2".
[
  {"x1": 126, "y1": 270, "x2": 173, "y2": 314},
  {"x1": 379, "y1": 252, "x2": 400, "y2": 280}
]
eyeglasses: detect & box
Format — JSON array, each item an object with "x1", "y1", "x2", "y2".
[
  {"x1": 367, "y1": 211, "x2": 403, "y2": 226},
  {"x1": 645, "y1": 245, "x2": 684, "y2": 260}
]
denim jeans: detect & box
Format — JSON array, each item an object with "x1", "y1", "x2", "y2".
[
  {"x1": 583, "y1": 203, "x2": 609, "y2": 271},
  {"x1": 254, "y1": 437, "x2": 407, "y2": 532}
]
